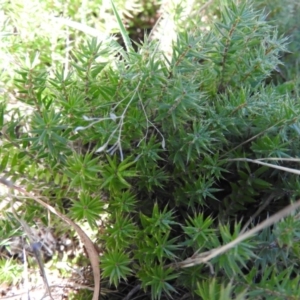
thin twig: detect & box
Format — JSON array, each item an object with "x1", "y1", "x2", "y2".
[
  {"x1": 169, "y1": 198, "x2": 300, "y2": 269},
  {"x1": 256, "y1": 158, "x2": 300, "y2": 162},
  {"x1": 228, "y1": 158, "x2": 300, "y2": 175},
  {"x1": 122, "y1": 284, "x2": 141, "y2": 300},
  {"x1": 0, "y1": 176, "x2": 101, "y2": 300},
  {"x1": 240, "y1": 192, "x2": 276, "y2": 234},
  {"x1": 22, "y1": 247, "x2": 30, "y2": 300},
  {"x1": 197, "y1": 0, "x2": 215, "y2": 13},
  {"x1": 7, "y1": 189, "x2": 54, "y2": 300},
  {"x1": 221, "y1": 119, "x2": 285, "y2": 158}
]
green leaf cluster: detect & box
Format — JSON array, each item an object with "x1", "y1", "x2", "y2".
[{"x1": 1, "y1": 0, "x2": 300, "y2": 299}]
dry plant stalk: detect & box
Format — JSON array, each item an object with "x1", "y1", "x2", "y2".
[
  {"x1": 171, "y1": 198, "x2": 300, "y2": 269},
  {"x1": 170, "y1": 156, "x2": 300, "y2": 269},
  {"x1": 0, "y1": 177, "x2": 101, "y2": 300}
]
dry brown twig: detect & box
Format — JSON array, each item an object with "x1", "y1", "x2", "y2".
[
  {"x1": 240, "y1": 192, "x2": 276, "y2": 234},
  {"x1": 169, "y1": 165, "x2": 300, "y2": 269},
  {"x1": 10, "y1": 203, "x2": 54, "y2": 300},
  {"x1": 0, "y1": 177, "x2": 101, "y2": 300},
  {"x1": 169, "y1": 157, "x2": 300, "y2": 269},
  {"x1": 170, "y1": 198, "x2": 300, "y2": 269}
]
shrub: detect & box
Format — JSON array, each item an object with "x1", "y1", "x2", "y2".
[{"x1": 1, "y1": 0, "x2": 300, "y2": 299}]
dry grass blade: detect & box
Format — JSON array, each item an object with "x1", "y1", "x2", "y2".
[
  {"x1": 0, "y1": 178, "x2": 100, "y2": 300},
  {"x1": 229, "y1": 158, "x2": 300, "y2": 175},
  {"x1": 171, "y1": 198, "x2": 300, "y2": 269},
  {"x1": 23, "y1": 193, "x2": 100, "y2": 300}
]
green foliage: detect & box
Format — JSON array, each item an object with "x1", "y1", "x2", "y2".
[
  {"x1": 70, "y1": 191, "x2": 105, "y2": 228},
  {"x1": 104, "y1": 213, "x2": 137, "y2": 249},
  {"x1": 0, "y1": 259, "x2": 23, "y2": 286},
  {"x1": 99, "y1": 155, "x2": 137, "y2": 191},
  {"x1": 254, "y1": 0, "x2": 300, "y2": 82},
  {"x1": 182, "y1": 214, "x2": 216, "y2": 249},
  {"x1": 195, "y1": 278, "x2": 247, "y2": 300},
  {"x1": 65, "y1": 153, "x2": 103, "y2": 188},
  {"x1": 1, "y1": 0, "x2": 300, "y2": 299},
  {"x1": 216, "y1": 223, "x2": 256, "y2": 276},
  {"x1": 101, "y1": 250, "x2": 132, "y2": 287},
  {"x1": 120, "y1": 204, "x2": 180, "y2": 279},
  {"x1": 139, "y1": 265, "x2": 178, "y2": 300}
]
